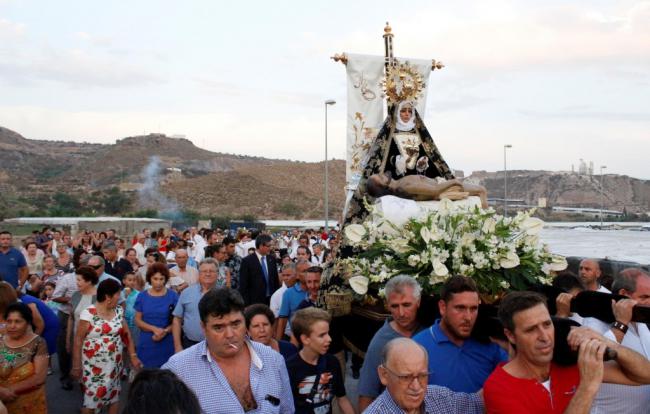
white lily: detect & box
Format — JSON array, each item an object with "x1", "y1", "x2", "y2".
[
  {"x1": 520, "y1": 217, "x2": 544, "y2": 236},
  {"x1": 482, "y1": 217, "x2": 496, "y2": 234},
  {"x1": 499, "y1": 250, "x2": 520, "y2": 269},
  {"x1": 349, "y1": 276, "x2": 369, "y2": 295},
  {"x1": 432, "y1": 259, "x2": 449, "y2": 277},
  {"x1": 549, "y1": 255, "x2": 568, "y2": 271},
  {"x1": 345, "y1": 224, "x2": 366, "y2": 244},
  {"x1": 420, "y1": 226, "x2": 433, "y2": 244}
]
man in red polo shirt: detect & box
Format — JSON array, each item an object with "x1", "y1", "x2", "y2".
[{"x1": 484, "y1": 291, "x2": 650, "y2": 414}]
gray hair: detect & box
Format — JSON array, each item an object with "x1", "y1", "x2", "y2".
[
  {"x1": 612, "y1": 268, "x2": 650, "y2": 294},
  {"x1": 295, "y1": 259, "x2": 310, "y2": 268},
  {"x1": 175, "y1": 248, "x2": 188, "y2": 257},
  {"x1": 79, "y1": 254, "x2": 91, "y2": 266},
  {"x1": 384, "y1": 275, "x2": 422, "y2": 301},
  {"x1": 199, "y1": 258, "x2": 219, "y2": 270},
  {"x1": 381, "y1": 337, "x2": 428, "y2": 366},
  {"x1": 282, "y1": 262, "x2": 296, "y2": 272},
  {"x1": 89, "y1": 255, "x2": 105, "y2": 266},
  {"x1": 102, "y1": 243, "x2": 117, "y2": 252}
]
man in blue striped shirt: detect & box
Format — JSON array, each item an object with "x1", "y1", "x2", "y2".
[
  {"x1": 365, "y1": 338, "x2": 483, "y2": 414},
  {"x1": 163, "y1": 287, "x2": 294, "y2": 413}
]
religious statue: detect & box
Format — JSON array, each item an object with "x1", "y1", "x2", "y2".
[{"x1": 366, "y1": 172, "x2": 488, "y2": 208}]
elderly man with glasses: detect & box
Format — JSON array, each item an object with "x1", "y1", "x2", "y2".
[{"x1": 365, "y1": 337, "x2": 483, "y2": 414}]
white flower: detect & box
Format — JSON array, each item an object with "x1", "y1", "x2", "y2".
[
  {"x1": 349, "y1": 276, "x2": 369, "y2": 295},
  {"x1": 407, "y1": 255, "x2": 421, "y2": 267},
  {"x1": 549, "y1": 255, "x2": 568, "y2": 271},
  {"x1": 437, "y1": 198, "x2": 455, "y2": 215},
  {"x1": 499, "y1": 250, "x2": 520, "y2": 269},
  {"x1": 429, "y1": 274, "x2": 448, "y2": 285},
  {"x1": 432, "y1": 259, "x2": 449, "y2": 277},
  {"x1": 345, "y1": 224, "x2": 366, "y2": 244},
  {"x1": 392, "y1": 238, "x2": 411, "y2": 254},
  {"x1": 378, "y1": 220, "x2": 400, "y2": 237},
  {"x1": 420, "y1": 226, "x2": 433, "y2": 244},
  {"x1": 520, "y1": 217, "x2": 544, "y2": 236},
  {"x1": 482, "y1": 217, "x2": 496, "y2": 234}
]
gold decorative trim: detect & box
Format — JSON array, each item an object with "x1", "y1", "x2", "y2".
[{"x1": 381, "y1": 61, "x2": 426, "y2": 104}]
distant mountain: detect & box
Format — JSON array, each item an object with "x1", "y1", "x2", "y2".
[
  {"x1": 471, "y1": 170, "x2": 650, "y2": 214},
  {"x1": 0, "y1": 126, "x2": 648, "y2": 220},
  {"x1": 0, "y1": 126, "x2": 345, "y2": 219}
]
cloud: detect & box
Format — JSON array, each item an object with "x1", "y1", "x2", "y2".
[
  {"x1": 519, "y1": 109, "x2": 650, "y2": 122},
  {"x1": 0, "y1": 46, "x2": 163, "y2": 88},
  {"x1": 74, "y1": 31, "x2": 113, "y2": 48},
  {"x1": 0, "y1": 17, "x2": 25, "y2": 38},
  {"x1": 301, "y1": 2, "x2": 650, "y2": 72}
]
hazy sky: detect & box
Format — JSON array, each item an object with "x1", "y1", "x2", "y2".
[{"x1": 1, "y1": 1, "x2": 649, "y2": 178}]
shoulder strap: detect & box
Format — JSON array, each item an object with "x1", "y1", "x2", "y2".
[{"x1": 306, "y1": 355, "x2": 328, "y2": 404}]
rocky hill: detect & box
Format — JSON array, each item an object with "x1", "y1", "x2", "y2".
[
  {"x1": 471, "y1": 170, "x2": 650, "y2": 214},
  {"x1": 0, "y1": 126, "x2": 648, "y2": 220},
  {"x1": 0, "y1": 126, "x2": 345, "y2": 219}
]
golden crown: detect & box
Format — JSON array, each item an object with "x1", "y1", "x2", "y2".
[{"x1": 381, "y1": 61, "x2": 425, "y2": 104}]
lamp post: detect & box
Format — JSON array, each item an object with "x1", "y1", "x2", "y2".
[
  {"x1": 504, "y1": 144, "x2": 512, "y2": 217},
  {"x1": 324, "y1": 99, "x2": 336, "y2": 231},
  {"x1": 600, "y1": 165, "x2": 607, "y2": 228}
]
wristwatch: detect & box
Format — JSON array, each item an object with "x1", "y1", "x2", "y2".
[{"x1": 612, "y1": 321, "x2": 628, "y2": 334}]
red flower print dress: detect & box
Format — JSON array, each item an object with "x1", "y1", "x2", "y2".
[{"x1": 79, "y1": 305, "x2": 125, "y2": 409}]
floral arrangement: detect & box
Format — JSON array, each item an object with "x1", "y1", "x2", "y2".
[{"x1": 340, "y1": 199, "x2": 567, "y2": 298}]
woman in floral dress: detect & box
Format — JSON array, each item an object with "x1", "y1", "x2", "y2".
[
  {"x1": 72, "y1": 279, "x2": 141, "y2": 414},
  {"x1": 0, "y1": 302, "x2": 48, "y2": 414}
]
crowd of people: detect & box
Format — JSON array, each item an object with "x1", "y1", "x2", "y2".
[{"x1": 1, "y1": 225, "x2": 650, "y2": 413}]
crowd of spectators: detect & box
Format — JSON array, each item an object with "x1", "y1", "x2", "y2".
[{"x1": 0, "y1": 225, "x2": 650, "y2": 413}]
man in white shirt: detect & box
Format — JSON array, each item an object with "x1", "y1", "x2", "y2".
[
  {"x1": 588, "y1": 268, "x2": 650, "y2": 413},
  {"x1": 170, "y1": 249, "x2": 199, "y2": 286},
  {"x1": 236, "y1": 231, "x2": 257, "y2": 258},
  {"x1": 311, "y1": 243, "x2": 325, "y2": 266},
  {"x1": 579, "y1": 258, "x2": 610, "y2": 293},
  {"x1": 289, "y1": 234, "x2": 312, "y2": 259},
  {"x1": 269, "y1": 263, "x2": 297, "y2": 317},
  {"x1": 132, "y1": 233, "x2": 146, "y2": 266}
]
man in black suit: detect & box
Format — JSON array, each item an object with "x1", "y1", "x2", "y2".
[{"x1": 238, "y1": 234, "x2": 279, "y2": 306}]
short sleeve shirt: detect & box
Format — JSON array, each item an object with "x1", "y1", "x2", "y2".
[
  {"x1": 0, "y1": 247, "x2": 27, "y2": 288},
  {"x1": 172, "y1": 284, "x2": 206, "y2": 342},
  {"x1": 286, "y1": 353, "x2": 346, "y2": 414},
  {"x1": 358, "y1": 319, "x2": 422, "y2": 398},
  {"x1": 484, "y1": 362, "x2": 580, "y2": 414},
  {"x1": 413, "y1": 320, "x2": 508, "y2": 392}
]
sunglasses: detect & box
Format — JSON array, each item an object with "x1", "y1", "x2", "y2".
[{"x1": 90, "y1": 264, "x2": 102, "y2": 270}]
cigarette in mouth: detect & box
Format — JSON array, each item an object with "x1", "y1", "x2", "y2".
[{"x1": 228, "y1": 343, "x2": 238, "y2": 349}]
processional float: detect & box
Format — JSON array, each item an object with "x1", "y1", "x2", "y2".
[{"x1": 320, "y1": 24, "x2": 650, "y2": 363}]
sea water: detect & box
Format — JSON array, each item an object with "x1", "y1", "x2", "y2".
[{"x1": 540, "y1": 225, "x2": 650, "y2": 265}]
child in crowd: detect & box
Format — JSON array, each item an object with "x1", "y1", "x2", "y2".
[
  {"x1": 123, "y1": 271, "x2": 144, "y2": 381},
  {"x1": 286, "y1": 308, "x2": 355, "y2": 414},
  {"x1": 41, "y1": 282, "x2": 60, "y2": 313},
  {"x1": 123, "y1": 272, "x2": 143, "y2": 342}
]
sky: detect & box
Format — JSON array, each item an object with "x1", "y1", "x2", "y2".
[{"x1": 1, "y1": 0, "x2": 649, "y2": 178}]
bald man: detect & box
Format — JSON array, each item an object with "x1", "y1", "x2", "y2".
[
  {"x1": 579, "y1": 259, "x2": 610, "y2": 293},
  {"x1": 364, "y1": 338, "x2": 483, "y2": 414}
]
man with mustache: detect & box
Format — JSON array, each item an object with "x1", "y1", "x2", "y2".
[{"x1": 413, "y1": 275, "x2": 508, "y2": 392}]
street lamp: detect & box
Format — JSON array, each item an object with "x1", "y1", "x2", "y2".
[
  {"x1": 504, "y1": 144, "x2": 512, "y2": 217},
  {"x1": 600, "y1": 165, "x2": 607, "y2": 228},
  {"x1": 324, "y1": 99, "x2": 336, "y2": 231}
]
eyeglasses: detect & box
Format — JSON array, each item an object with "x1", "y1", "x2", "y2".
[
  {"x1": 381, "y1": 365, "x2": 430, "y2": 385},
  {"x1": 90, "y1": 264, "x2": 102, "y2": 270}
]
